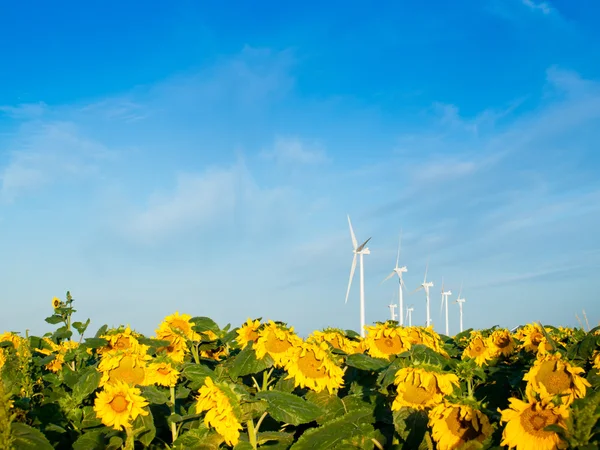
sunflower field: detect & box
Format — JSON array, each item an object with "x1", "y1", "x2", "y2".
[{"x1": 1, "y1": 293, "x2": 600, "y2": 449}]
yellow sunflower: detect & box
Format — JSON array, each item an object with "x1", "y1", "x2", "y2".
[
  {"x1": 517, "y1": 324, "x2": 548, "y2": 353},
  {"x1": 0, "y1": 349, "x2": 6, "y2": 371},
  {"x1": 93, "y1": 380, "x2": 149, "y2": 430},
  {"x1": 156, "y1": 311, "x2": 200, "y2": 342},
  {"x1": 146, "y1": 361, "x2": 179, "y2": 387},
  {"x1": 254, "y1": 321, "x2": 302, "y2": 368},
  {"x1": 98, "y1": 326, "x2": 147, "y2": 357},
  {"x1": 156, "y1": 332, "x2": 188, "y2": 363},
  {"x1": 36, "y1": 338, "x2": 79, "y2": 372},
  {"x1": 524, "y1": 353, "x2": 590, "y2": 406},
  {"x1": 98, "y1": 351, "x2": 150, "y2": 387},
  {"x1": 51, "y1": 297, "x2": 62, "y2": 309},
  {"x1": 487, "y1": 329, "x2": 516, "y2": 358},
  {"x1": 592, "y1": 351, "x2": 600, "y2": 371},
  {"x1": 195, "y1": 377, "x2": 242, "y2": 446},
  {"x1": 363, "y1": 323, "x2": 409, "y2": 360},
  {"x1": 462, "y1": 333, "x2": 493, "y2": 366},
  {"x1": 392, "y1": 367, "x2": 459, "y2": 411},
  {"x1": 404, "y1": 326, "x2": 448, "y2": 356},
  {"x1": 499, "y1": 396, "x2": 568, "y2": 450},
  {"x1": 199, "y1": 330, "x2": 229, "y2": 361},
  {"x1": 308, "y1": 329, "x2": 362, "y2": 355},
  {"x1": 0, "y1": 332, "x2": 22, "y2": 351},
  {"x1": 236, "y1": 319, "x2": 261, "y2": 349},
  {"x1": 284, "y1": 341, "x2": 345, "y2": 393},
  {"x1": 429, "y1": 401, "x2": 494, "y2": 450}
]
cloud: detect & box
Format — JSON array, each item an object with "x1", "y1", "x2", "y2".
[
  {"x1": 0, "y1": 102, "x2": 47, "y2": 119},
  {"x1": 521, "y1": 0, "x2": 552, "y2": 14},
  {"x1": 0, "y1": 121, "x2": 114, "y2": 202},
  {"x1": 260, "y1": 136, "x2": 329, "y2": 165}
]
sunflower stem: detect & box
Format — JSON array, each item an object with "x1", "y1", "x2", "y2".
[
  {"x1": 170, "y1": 385, "x2": 177, "y2": 442},
  {"x1": 262, "y1": 368, "x2": 274, "y2": 391},
  {"x1": 255, "y1": 411, "x2": 268, "y2": 435},
  {"x1": 191, "y1": 344, "x2": 200, "y2": 364},
  {"x1": 467, "y1": 378, "x2": 474, "y2": 399},
  {"x1": 124, "y1": 426, "x2": 135, "y2": 450},
  {"x1": 246, "y1": 419, "x2": 257, "y2": 449}
]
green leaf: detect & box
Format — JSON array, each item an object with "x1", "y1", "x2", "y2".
[
  {"x1": 258, "y1": 431, "x2": 294, "y2": 448},
  {"x1": 94, "y1": 324, "x2": 108, "y2": 338},
  {"x1": 106, "y1": 436, "x2": 124, "y2": 450},
  {"x1": 141, "y1": 385, "x2": 170, "y2": 404},
  {"x1": 346, "y1": 353, "x2": 389, "y2": 371},
  {"x1": 173, "y1": 427, "x2": 224, "y2": 449},
  {"x1": 305, "y1": 390, "x2": 346, "y2": 424},
  {"x1": 233, "y1": 442, "x2": 254, "y2": 450},
  {"x1": 229, "y1": 343, "x2": 273, "y2": 378},
  {"x1": 182, "y1": 363, "x2": 215, "y2": 384},
  {"x1": 44, "y1": 316, "x2": 64, "y2": 325},
  {"x1": 191, "y1": 316, "x2": 220, "y2": 334},
  {"x1": 81, "y1": 405, "x2": 103, "y2": 429},
  {"x1": 10, "y1": 423, "x2": 54, "y2": 450},
  {"x1": 72, "y1": 430, "x2": 105, "y2": 450},
  {"x1": 73, "y1": 318, "x2": 90, "y2": 335},
  {"x1": 72, "y1": 367, "x2": 101, "y2": 401},
  {"x1": 132, "y1": 408, "x2": 156, "y2": 447},
  {"x1": 290, "y1": 408, "x2": 374, "y2": 450},
  {"x1": 83, "y1": 337, "x2": 108, "y2": 349},
  {"x1": 256, "y1": 390, "x2": 323, "y2": 426}
]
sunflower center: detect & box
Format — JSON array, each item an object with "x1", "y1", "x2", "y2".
[
  {"x1": 375, "y1": 335, "x2": 404, "y2": 355},
  {"x1": 471, "y1": 338, "x2": 486, "y2": 356},
  {"x1": 402, "y1": 383, "x2": 435, "y2": 406},
  {"x1": 170, "y1": 319, "x2": 191, "y2": 334},
  {"x1": 531, "y1": 332, "x2": 543, "y2": 346},
  {"x1": 494, "y1": 335, "x2": 510, "y2": 348},
  {"x1": 536, "y1": 361, "x2": 571, "y2": 395},
  {"x1": 445, "y1": 408, "x2": 482, "y2": 442},
  {"x1": 110, "y1": 394, "x2": 129, "y2": 413},
  {"x1": 521, "y1": 406, "x2": 558, "y2": 437},
  {"x1": 246, "y1": 330, "x2": 259, "y2": 342},
  {"x1": 157, "y1": 366, "x2": 171, "y2": 376},
  {"x1": 297, "y1": 350, "x2": 327, "y2": 379},
  {"x1": 264, "y1": 333, "x2": 292, "y2": 354},
  {"x1": 407, "y1": 330, "x2": 423, "y2": 344},
  {"x1": 113, "y1": 336, "x2": 131, "y2": 350}
]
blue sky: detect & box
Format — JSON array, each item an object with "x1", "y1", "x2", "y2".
[{"x1": 1, "y1": 0, "x2": 599, "y2": 338}]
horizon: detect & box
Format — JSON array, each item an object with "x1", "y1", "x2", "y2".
[{"x1": 1, "y1": 0, "x2": 600, "y2": 338}]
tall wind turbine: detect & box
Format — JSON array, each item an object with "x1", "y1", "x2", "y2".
[
  {"x1": 406, "y1": 305, "x2": 414, "y2": 327},
  {"x1": 411, "y1": 262, "x2": 434, "y2": 327},
  {"x1": 344, "y1": 215, "x2": 371, "y2": 337},
  {"x1": 440, "y1": 277, "x2": 452, "y2": 336},
  {"x1": 382, "y1": 231, "x2": 408, "y2": 326},
  {"x1": 454, "y1": 282, "x2": 466, "y2": 333}
]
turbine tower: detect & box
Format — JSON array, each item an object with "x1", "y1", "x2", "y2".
[
  {"x1": 454, "y1": 282, "x2": 466, "y2": 333},
  {"x1": 344, "y1": 215, "x2": 371, "y2": 337},
  {"x1": 406, "y1": 305, "x2": 414, "y2": 327},
  {"x1": 440, "y1": 277, "x2": 452, "y2": 336},
  {"x1": 388, "y1": 302, "x2": 397, "y2": 321},
  {"x1": 411, "y1": 261, "x2": 434, "y2": 327},
  {"x1": 382, "y1": 230, "x2": 408, "y2": 326}
]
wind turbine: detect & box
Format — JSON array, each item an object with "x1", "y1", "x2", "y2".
[
  {"x1": 388, "y1": 302, "x2": 397, "y2": 321},
  {"x1": 440, "y1": 277, "x2": 452, "y2": 336},
  {"x1": 344, "y1": 215, "x2": 371, "y2": 338},
  {"x1": 381, "y1": 231, "x2": 408, "y2": 326},
  {"x1": 406, "y1": 305, "x2": 414, "y2": 327},
  {"x1": 411, "y1": 261, "x2": 434, "y2": 327},
  {"x1": 454, "y1": 282, "x2": 466, "y2": 333}
]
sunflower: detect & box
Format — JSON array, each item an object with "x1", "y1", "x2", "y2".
[
  {"x1": 51, "y1": 297, "x2": 62, "y2": 309},
  {"x1": 392, "y1": 367, "x2": 459, "y2": 411},
  {"x1": 517, "y1": 324, "x2": 548, "y2": 353},
  {"x1": 146, "y1": 361, "x2": 179, "y2": 387},
  {"x1": 195, "y1": 377, "x2": 242, "y2": 446},
  {"x1": 157, "y1": 311, "x2": 200, "y2": 342},
  {"x1": 524, "y1": 353, "x2": 590, "y2": 406},
  {"x1": 0, "y1": 349, "x2": 6, "y2": 371},
  {"x1": 308, "y1": 329, "x2": 362, "y2": 355},
  {"x1": 254, "y1": 321, "x2": 302, "y2": 368},
  {"x1": 0, "y1": 332, "x2": 22, "y2": 351},
  {"x1": 156, "y1": 334, "x2": 188, "y2": 363},
  {"x1": 93, "y1": 380, "x2": 149, "y2": 430},
  {"x1": 593, "y1": 351, "x2": 600, "y2": 371},
  {"x1": 363, "y1": 323, "x2": 409, "y2": 360},
  {"x1": 429, "y1": 401, "x2": 494, "y2": 450},
  {"x1": 98, "y1": 351, "x2": 150, "y2": 387},
  {"x1": 487, "y1": 329, "x2": 516, "y2": 358},
  {"x1": 499, "y1": 396, "x2": 568, "y2": 450},
  {"x1": 284, "y1": 341, "x2": 345, "y2": 393},
  {"x1": 236, "y1": 319, "x2": 261, "y2": 349},
  {"x1": 199, "y1": 330, "x2": 229, "y2": 361},
  {"x1": 462, "y1": 333, "x2": 493, "y2": 366},
  {"x1": 98, "y1": 326, "x2": 147, "y2": 357},
  {"x1": 404, "y1": 326, "x2": 448, "y2": 356},
  {"x1": 36, "y1": 338, "x2": 79, "y2": 372}
]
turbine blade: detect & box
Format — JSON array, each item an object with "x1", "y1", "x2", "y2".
[
  {"x1": 423, "y1": 259, "x2": 429, "y2": 283},
  {"x1": 347, "y1": 215, "x2": 358, "y2": 249},
  {"x1": 410, "y1": 286, "x2": 423, "y2": 294},
  {"x1": 458, "y1": 281, "x2": 463, "y2": 299},
  {"x1": 345, "y1": 254, "x2": 358, "y2": 304},
  {"x1": 440, "y1": 295, "x2": 445, "y2": 315},
  {"x1": 356, "y1": 237, "x2": 371, "y2": 252},
  {"x1": 395, "y1": 230, "x2": 402, "y2": 268},
  {"x1": 441, "y1": 276, "x2": 444, "y2": 294},
  {"x1": 381, "y1": 271, "x2": 395, "y2": 284}
]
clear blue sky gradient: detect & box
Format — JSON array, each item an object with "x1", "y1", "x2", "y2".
[{"x1": 1, "y1": 0, "x2": 599, "y2": 337}]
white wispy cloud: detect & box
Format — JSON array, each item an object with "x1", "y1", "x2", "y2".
[
  {"x1": 260, "y1": 136, "x2": 330, "y2": 165},
  {"x1": 0, "y1": 102, "x2": 47, "y2": 119},
  {"x1": 521, "y1": 0, "x2": 552, "y2": 15}
]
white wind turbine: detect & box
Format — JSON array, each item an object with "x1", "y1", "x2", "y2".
[
  {"x1": 381, "y1": 231, "x2": 408, "y2": 326},
  {"x1": 440, "y1": 277, "x2": 452, "y2": 336},
  {"x1": 406, "y1": 305, "x2": 414, "y2": 327},
  {"x1": 411, "y1": 261, "x2": 434, "y2": 327},
  {"x1": 344, "y1": 215, "x2": 371, "y2": 338},
  {"x1": 388, "y1": 302, "x2": 397, "y2": 321},
  {"x1": 454, "y1": 282, "x2": 466, "y2": 333}
]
